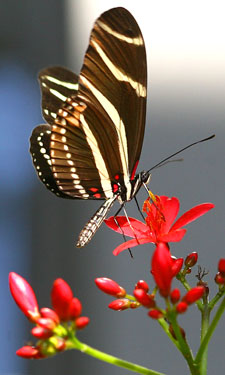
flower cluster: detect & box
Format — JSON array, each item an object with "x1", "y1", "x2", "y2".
[
  {"x1": 9, "y1": 273, "x2": 89, "y2": 359},
  {"x1": 95, "y1": 246, "x2": 205, "y2": 322},
  {"x1": 98, "y1": 195, "x2": 214, "y2": 326}
]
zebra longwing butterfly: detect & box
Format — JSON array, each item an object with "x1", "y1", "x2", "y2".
[{"x1": 30, "y1": 7, "x2": 149, "y2": 247}]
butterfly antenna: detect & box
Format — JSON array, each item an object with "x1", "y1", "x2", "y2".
[{"x1": 146, "y1": 134, "x2": 215, "y2": 174}]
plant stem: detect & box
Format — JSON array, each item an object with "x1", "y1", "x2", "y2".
[
  {"x1": 68, "y1": 336, "x2": 165, "y2": 375},
  {"x1": 168, "y1": 311, "x2": 198, "y2": 375},
  {"x1": 195, "y1": 296, "x2": 225, "y2": 367},
  {"x1": 198, "y1": 301, "x2": 210, "y2": 375}
]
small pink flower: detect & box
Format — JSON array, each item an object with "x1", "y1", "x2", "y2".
[
  {"x1": 105, "y1": 195, "x2": 214, "y2": 256},
  {"x1": 9, "y1": 272, "x2": 40, "y2": 322}
]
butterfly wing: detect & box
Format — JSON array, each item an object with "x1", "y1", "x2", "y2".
[{"x1": 50, "y1": 7, "x2": 147, "y2": 202}]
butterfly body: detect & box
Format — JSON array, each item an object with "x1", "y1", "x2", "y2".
[{"x1": 30, "y1": 7, "x2": 147, "y2": 247}]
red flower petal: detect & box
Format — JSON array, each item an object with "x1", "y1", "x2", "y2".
[
  {"x1": 171, "y1": 203, "x2": 214, "y2": 231},
  {"x1": 159, "y1": 196, "x2": 180, "y2": 233},
  {"x1": 113, "y1": 237, "x2": 154, "y2": 256},
  {"x1": 105, "y1": 216, "x2": 149, "y2": 238},
  {"x1": 158, "y1": 229, "x2": 186, "y2": 242}
]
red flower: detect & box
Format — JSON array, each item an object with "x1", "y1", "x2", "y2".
[
  {"x1": 9, "y1": 272, "x2": 40, "y2": 322},
  {"x1": 105, "y1": 195, "x2": 214, "y2": 256}
]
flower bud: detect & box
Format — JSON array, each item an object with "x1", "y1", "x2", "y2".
[
  {"x1": 133, "y1": 289, "x2": 155, "y2": 308},
  {"x1": 95, "y1": 278, "x2": 126, "y2": 297},
  {"x1": 218, "y1": 259, "x2": 225, "y2": 276},
  {"x1": 31, "y1": 326, "x2": 53, "y2": 339},
  {"x1": 182, "y1": 286, "x2": 205, "y2": 305},
  {"x1": 37, "y1": 317, "x2": 56, "y2": 331},
  {"x1": 176, "y1": 301, "x2": 188, "y2": 314},
  {"x1": 68, "y1": 297, "x2": 82, "y2": 319},
  {"x1": 75, "y1": 316, "x2": 90, "y2": 329},
  {"x1": 130, "y1": 301, "x2": 140, "y2": 309},
  {"x1": 185, "y1": 252, "x2": 198, "y2": 268},
  {"x1": 51, "y1": 278, "x2": 73, "y2": 321},
  {"x1": 9, "y1": 272, "x2": 40, "y2": 322},
  {"x1": 135, "y1": 280, "x2": 149, "y2": 292},
  {"x1": 170, "y1": 288, "x2": 181, "y2": 304},
  {"x1": 215, "y1": 272, "x2": 225, "y2": 285},
  {"x1": 40, "y1": 308, "x2": 60, "y2": 324},
  {"x1": 108, "y1": 299, "x2": 130, "y2": 311},
  {"x1": 16, "y1": 345, "x2": 41, "y2": 359},
  {"x1": 148, "y1": 309, "x2": 163, "y2": 319},
  {"x1": 171, "y1": 257, "x2": 183, "y2": 276}
]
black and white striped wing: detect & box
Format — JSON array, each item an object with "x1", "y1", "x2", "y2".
[
  {"x1": 50, "y1": 7, "x2": 147, "y2": 201},
  {"x1": 30, "y1": 67, "x2": 80, "y2": 198}
]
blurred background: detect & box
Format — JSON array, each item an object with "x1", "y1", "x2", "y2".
[{"x1": 1, "y1": 0, "x2": 224, "y2": 374}]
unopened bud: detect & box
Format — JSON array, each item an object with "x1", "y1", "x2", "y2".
[
  {"x1": 182, "y1": 286, "x2": 205, "y2": 305},
  {"x1": 108, "y1": 299, "x2": 130, "y2": 311},
  {"x1": 148, "y1": 309, "x2": 163, "y2": 319},
  {"x1": 176, "y1": 301, "x2": 188, "y2": 314},
  {"x1": 185, "y1": 252, "x2": 198, "y2": 268},
  {"x1": 133, "y1": 289, "x2": 155, "y2": 308},
  {"x1": 218, "y1": 259, "x2": 225, "y2": 276},
  {"x1": 135, "y1": 280, "x2": 149, "y2": 292},
  {"x1": 95, "y1": 278, "x2": 126, "y2": 297},
  {"x1": 215, "y1": 272, "x2": 225, "y2": 285},
  {"x1": 170, "y1": 288, "x2": 181, "y2": 304},
  {"x1": 75, "y1": 316, "x2": 90, "y2": 329}
]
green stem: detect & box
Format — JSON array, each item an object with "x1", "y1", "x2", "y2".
[
  {"x1": 168, "y1": 312, "x2": 198, "y2": 375},
  {"x1": 195, "y1": 296, "x2": 225, "y2": 366},
  {"x1": 68, "y1": 336, "x2": 165, "y2": 375},
  {"x1": 198, "y1": 301, "x2": 210, "y2": 375},
  {"x1": 208, "y1": 287, "x2": 225, "y2": 310}
]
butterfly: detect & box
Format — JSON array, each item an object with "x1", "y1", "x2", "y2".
[{"x1": 30, "y1": 7, "x2": 149, "y2": 247}]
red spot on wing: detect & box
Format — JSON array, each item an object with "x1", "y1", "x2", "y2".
[
  {"x1": 114, "y1": 174, "x2": 120, "y2": 180},
  {"x1": 130, "y1": 160, "x2": 139, "y2": 180},
  {"x1": 113, "y1": 184, "x2": 119, "y2": 193},
  {"x1": 93, "y1": 193, "x2": 101, "y2": 199},
  {"x1": 90, "y1": 187, "x2": 98, "y2": 192}
]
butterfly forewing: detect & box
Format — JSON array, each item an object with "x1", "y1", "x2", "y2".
[{"x1": 78, "y1": 7, "x2": 147, "y2": 183}]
